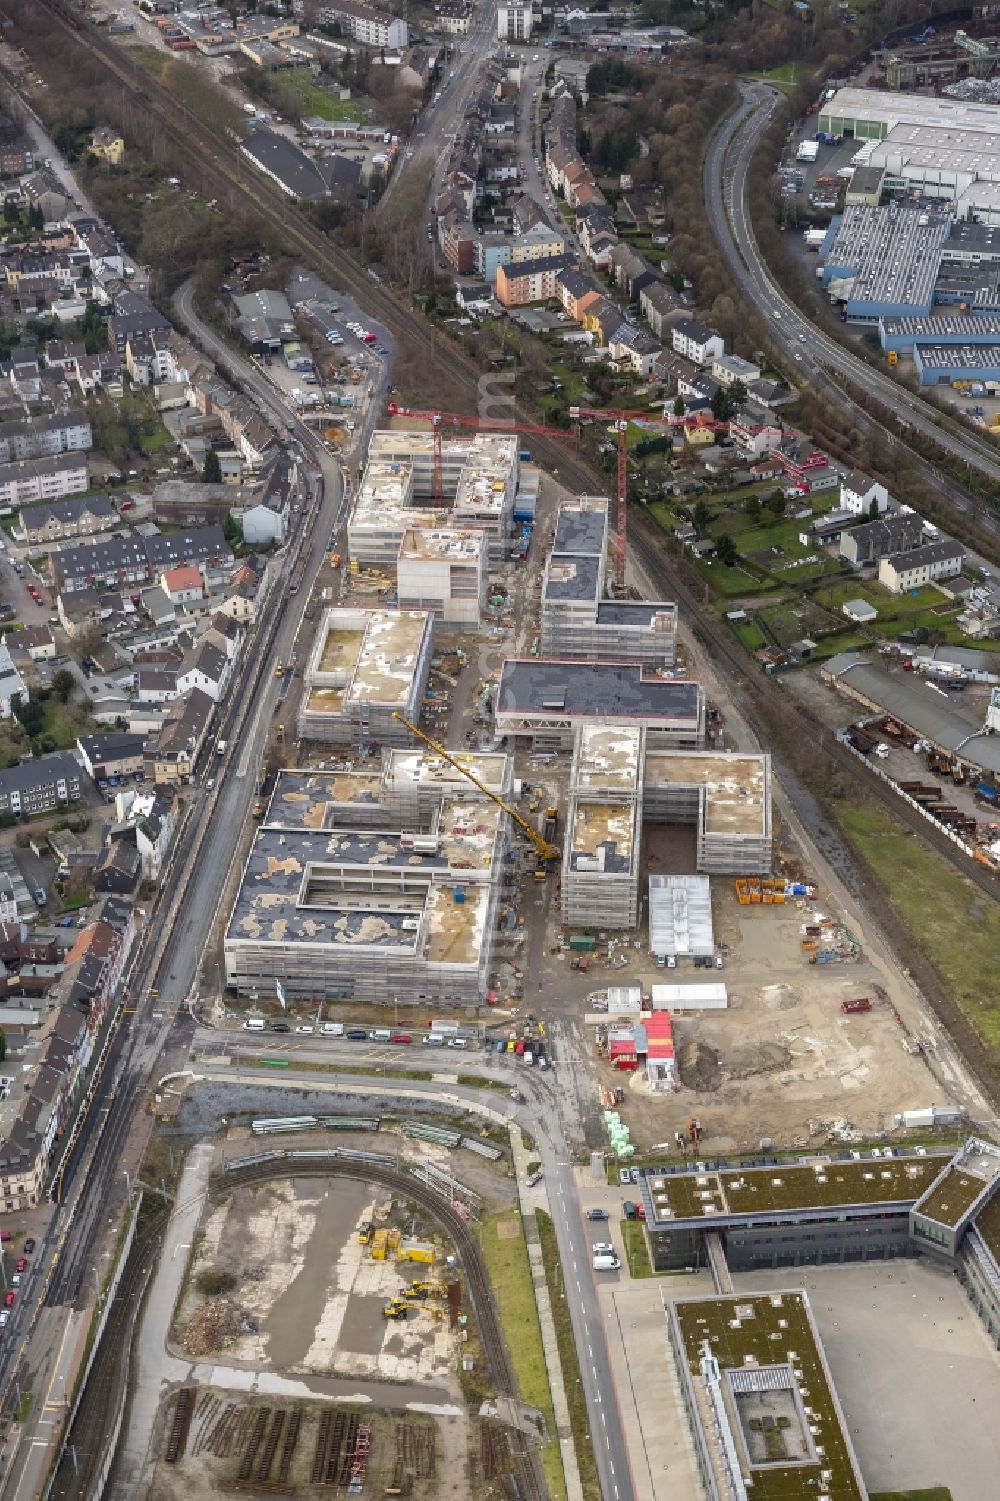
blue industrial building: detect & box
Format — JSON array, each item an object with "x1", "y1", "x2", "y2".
[
  {"x1": 913, "y1": 341, "x2": 1000, "y2": 385},
  {"x1": 879, "y1": 312, "x2": 1000, "y2": 353}
]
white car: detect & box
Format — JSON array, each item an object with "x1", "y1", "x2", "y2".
[
  {"x1": 296, "y1": 1024, "x2": 315, "y2": 1034},
  {"x1": 592, "y1": 1242, "x2": 615, "y2": 1256}
]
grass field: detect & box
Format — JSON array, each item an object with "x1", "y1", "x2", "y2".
[
  {"x1": 619, "y1": 1220, "x2": 654, "y2": 1277},
  {"x1": 838, "y1": 804, "x2": 1000, "y2": 1051},
  {"x1": 480, "y1": 1212, "x2": 567, "y2": 1501},
  {"x1": 536, "y1": 1211, "x2": 600, "y2": 1501},
  {"x1": 747, "y1": 62, "x2": 809, "y2": 94},
  {"x1": 269, "y1": 69, "x2": 364, "y2": 123}
]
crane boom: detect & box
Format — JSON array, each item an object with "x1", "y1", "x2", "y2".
[{"x1": 391, "y1": 713, "x2": 560, "y2": 862}]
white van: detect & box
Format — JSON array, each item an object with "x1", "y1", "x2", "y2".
[
  {"x1": 372, "y1": 1028, "x2": 392, "y2": 1042},
  {"x1": 322, "y1": 1022, "x2": 344, "y2": 1036},
  {"x1": 448, "y1": 1036, "x2": 467, "y2": 1049},
  {"x1": 243, "y1": 1018, "x2": 265, "y2": 1031},
  {"x1": 593, "y1": 1253, "x2": 620, "y2": 1272}
]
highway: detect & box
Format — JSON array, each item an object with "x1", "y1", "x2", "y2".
[{"x1": 706, "y1": 81, "x2": 1000, "y2": 537}]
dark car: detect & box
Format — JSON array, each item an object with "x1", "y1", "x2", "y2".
[
  {"x1": 270, "y1": 1021, "x2": 290, "y2": 1033},
  {"x1": 23, "y1": 1239, "x2": 34, "y2": 1255},
  {"x1": 586, "y1": 1209, "x2": 609, "y2": 1222},
  {"x1": 346, "y1": 1028, "x2": 367, "y2": 1040},
  {"x1": 623, "y1": 1200, "x2": 638, "y2": 1220}
]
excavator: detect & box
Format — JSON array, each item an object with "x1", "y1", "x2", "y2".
[{"x1": 390, "y1": 712, "x2": 560, "y2": 874}]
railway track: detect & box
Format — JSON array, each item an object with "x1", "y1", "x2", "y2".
[{"x1": 55, "y1": 1159, "x2": 547, "y2": 1501}]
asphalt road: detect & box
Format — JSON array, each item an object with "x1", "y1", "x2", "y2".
[{"x1": 706, "y1": 81, "x2": 1000, "y2": 535}]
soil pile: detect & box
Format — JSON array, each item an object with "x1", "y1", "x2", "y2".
[
  {"x1": 677, "y1": 1039, "x2": 721, "y2": 1092},
  {"x1": 182, "y1": 1299, "x2": 243, "y2": 1357}
]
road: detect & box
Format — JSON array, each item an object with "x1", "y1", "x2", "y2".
[
  {"x1": 0, "y1": 299, "x2": 349, "y2": 1499},
  {"x1": 379, "y1": 0, "x2": 499, "y2": 229},
  {"x1": 706, "y1": 81, "x2": 1000, "y2": 537}
]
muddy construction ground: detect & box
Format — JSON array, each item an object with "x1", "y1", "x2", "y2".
[
  {"x1": 147, "y1": 1391, "x2": 499, "y2": 1501},
  {"x1": 587, "y1": 881, "x2": 945, "y2": 1155},
  {"x1": 173, "y1": 1177, "x2": 463, "y2": 1388}
]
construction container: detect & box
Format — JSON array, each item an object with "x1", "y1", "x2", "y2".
[
  {"x1": 569, "y1": 935, "x2": 597, "y2": 952},
  {"x1": 398, "y1": 1240, "x2": 436, "y2": 1265}
]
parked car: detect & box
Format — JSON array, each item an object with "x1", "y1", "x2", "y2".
[
  {"x1": 389, "y1": 1032, "x2": 412, "y2": 1045},
  {"x1": 623, "y1": 1200, "x2": 638, "y2": 1220},
  {"x1": 4, "y1": 1292, "x2": 14, "y2": 1308},
  {"x1": 586, "y1": 1209, "x2": 609, "y2": 1222},
  {"x1": 346, "y1": 1028, "x2": 367, "y2": 1040},
  {"x1": 618, "y1": 1168, "x2": 634, "y2": 1186},
  {"x1": 0, "y1": 1311, "x2": 8, "y2": 1327},
  {"x1": 270, "y1": 1021, "x2": 290, "y2": 1033},
  {"x1": 24, "y1": 1239, "x2": 34, "y2": 1255}
]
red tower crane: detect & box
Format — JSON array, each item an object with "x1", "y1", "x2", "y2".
[
  {"x1": 568, "y1": 406, "x2": 729, "y2": 591},
  {"x1": 385, "y1": 402, "x2": 732, "y2": 591},
  {"x1": 386, "y1": 404, "x2": 568, "y2": 505}
]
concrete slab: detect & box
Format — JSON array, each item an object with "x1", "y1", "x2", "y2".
[
  {"x1": 733, "y1": 1258, "x2": 1000, "y2": 1501},
  {"x1": 596, "y1": 1273, "x2": 708, "y2": 1501}
]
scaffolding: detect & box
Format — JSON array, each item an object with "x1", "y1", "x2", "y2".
[{"x1": 561, "y1": 724, "x2": 644, "y2": 930}]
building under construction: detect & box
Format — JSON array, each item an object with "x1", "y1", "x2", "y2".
[
  {"x1": 224, "y1": 765, "x2": 510, "y2": 1005},
  {"x1": 644, "y1": 750, "x2": 772, "y2": 874},
  {"x1": 561, "y1": 724, "x2": 644, "y2": 929},
  {"x1": 540, "y1": 497, "x2": 677, "y2": 667},
  {"x1": 297, "y1": 606, "x2": 434, "y2": 747},
  {"x1": 495, "y1": 659, "x2": 705, "y2": 749},
  {"x1": 557, "y1": 727, "x2": 772, "y2": 930},
  {"x1": 347, "y1": 430, "x2": 520, "y2": 569}
]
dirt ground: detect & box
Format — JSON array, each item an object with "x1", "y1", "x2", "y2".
[
  {"x1": 147, "y1": 1393, "x2": 473, "y2": 1501},
  {"x1": 173, "y1": 1178, "x2": 461, "y2": 1390},
  {"x1": 584, "y1": 880, "x2": 944, "y2": 1155}
]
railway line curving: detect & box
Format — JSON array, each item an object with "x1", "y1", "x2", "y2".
[{"x1": 50, "y1": 1156, "x2": 547, "y2": 1501}]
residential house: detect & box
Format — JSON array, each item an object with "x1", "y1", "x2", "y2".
[
  {"x1": 651, "y1": 350, "x2": 698, "y2": 396},
  {"x1": 839, "y1": 513, "x2": 925, "y2": 567},
  {"x1": 294, "y1": 0, "x2": 408, "y2": 50},
  {"x1": 0, "y1": 642, "x2": 26, "y2": 719},
  {"x1": 839, "y1": 469, "x2": 890, "y2": 516},
  {"x1": 495, "y1": 253, "x2": 574, "y2": 309},
  {"x1": 0, "y1": 454, "x2": 89, "y2": 510},
  {"x1": 556, "y1": 269, "x2": 602, "y2": 322},
  {"x1": 712, "y1": 353, "x2": 761, "y2": 389},
  {"x1": 57, "y1": 588, "x2": 102, "y2": 640},
  {"x1": 17, "y1": 625, "x2": 55, "y2": 662},
  {"x1": 77, "y1": 731, "x2": 146, "y2": 783},
  {"x1": 240, "y1": 495, "x2": 288, "y2": 545},
  {"x1": 497, "y1": 1, "x2": 532, "y2": 39},
  {"x1": 0, "y1": 410, "x2": 92, "y2": 465},
  {"x1": 50, "y1": 526, "x2": 231, "y2": 595},
  {"x1": 135, "y1": 666, "x2": 180, "y2": 704},
  {"x1": 608, "y1": 325, "x2": 662, "y2": 377},
  {"x1": 510, "y1": 195, "x2": 543, "y2": 237},
  {"x1": 0, "y1": 753, "x2": 81, "y2": 816},
  {"x1": 160, "y1": 564, "x2": 204, "y2": 608},
  {"x1": 672, "y1": 319, "x2": 725, "y2": 367},
  {"x1": 728, "y1": 408, "x2": 784, "y2": 458},
  {"x1": 639, "y1": 282, "x2": 683, "y2": 340},
  {"x1": 608, "y1": 244, "x2": 656, "y2": 303},
  {"x1": 129, "y1": 786, "x2": 177, "y2": 881},
  {"x1": 19, "y1": 492, "x2": 117, "y2": 547},
  {"x1": 217, "y1": 560, "x2": 267, "y2": 624},
  {"x1": 879, "y1": 540, "x2": 965, "y2": 595},
  {"x1": 582, "y1": 296, "x2": 625, "y2": 346},
  {"x1": 90, "y1": 127, "x2": 125, "y2": 166},
  {"x1": 148, "y1": 686, "x2": 214, "y2": 784},
  {"x1": 107, "y1": 290, "x2": 170, "y2": 356},
  {"x1": 94, "y1": 837, "x2": 142, "y2": 897},
  {"x1": 176, "y1": 634, "x2": 231, "y2": 702}
]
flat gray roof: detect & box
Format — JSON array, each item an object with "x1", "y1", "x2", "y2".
[
  {"x1": 825, "y1": 653, "x2": 1000, "y2": 774},
  {"x1": 915, "y1": 343, "x2": 1000, "y2": 370},
  {"x1": 553, "y1": 502, "x2": 607, "y2": 555},
  {"x1": 497, "y1": 660, "x2": 703, "y2": 724},
  {"x1": 595, "y1": 600, "x2": 678, "y2": 625},
  {"x1": 544, "y1": 553, "x2": 601, "y2": 603}
]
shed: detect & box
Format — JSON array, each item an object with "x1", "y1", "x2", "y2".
[
  {"x1": 650, "y1": 983, "x2": 728, "y2": 1011},
  {"x1": 606, "y1": 985, "x2": 642, "y2": 1013},
  {"x1": 645, "y1": 1012, "x2": 675, "y2": 1091},
  {"x1": 842, "y1": 597, "x2": 877, "y2": 624}
]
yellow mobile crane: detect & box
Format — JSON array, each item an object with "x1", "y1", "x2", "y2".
[{"x1": 390, "y1": 712, "x2": 560, "y2": 867}]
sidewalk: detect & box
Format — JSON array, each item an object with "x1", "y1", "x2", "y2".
[{"x1": 510, "y1": 1124, "x2": 584, "y2": 1501}]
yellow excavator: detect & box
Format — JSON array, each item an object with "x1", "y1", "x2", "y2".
[{"x1": 390, "y1": 712, "x2": 559, "y2": 867}]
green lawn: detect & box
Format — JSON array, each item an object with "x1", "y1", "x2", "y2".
[
  {"x1": 839, "y1": 804, "x2": 1000, "y2": 1052},
  {"x1": 747, "y1": 62, "x2": 810, "y2": 94},
  {"x1": 271, "y1": 69, "x2": 365, "y2": 123},
  {"x1": 536, "y1": 1212, "x2": 600, "y2": 1501},
  {"x1": 480, "y1": 1212, "x2": 567, "y2": 1501},
  {"x1": 730, "y1": 616, "x2": 768, "y2": 653},
  {"x1": 619, "y1": 1220, "x2": 654, "y2": 1277}
]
